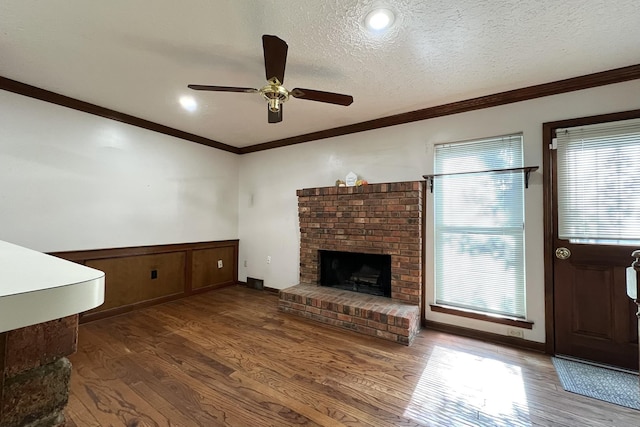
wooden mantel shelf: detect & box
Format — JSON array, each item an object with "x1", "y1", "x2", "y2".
[
  {"x1": 423, "y1": 166, "x2": 539, "y2": 192},
  {"x1": 0, "y1": 240, "x2": 105, "y2": 333}
]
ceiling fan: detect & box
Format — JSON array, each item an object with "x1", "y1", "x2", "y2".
[{"x1": 188, "y1": 35, "x2": 354, "y2": 123}]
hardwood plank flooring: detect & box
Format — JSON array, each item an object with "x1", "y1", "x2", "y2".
[{"x1": 66, "y1": 286, "x2": 639, "y2": 426}]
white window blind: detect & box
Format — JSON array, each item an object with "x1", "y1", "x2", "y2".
[
  {"x1": 434, "y1": 134, "x2": 526, "y2": 318},
  {"x1": 556, "y1": 118, "x2": 640, "y2": 246}
]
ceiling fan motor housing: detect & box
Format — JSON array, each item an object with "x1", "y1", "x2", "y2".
[{"x1": 261, "y1": 79, "x2": 289, "y2": 112}]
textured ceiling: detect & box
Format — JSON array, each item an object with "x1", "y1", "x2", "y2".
[{"x1": 2, "y1": 1, "x2": 640, "y2": 148}]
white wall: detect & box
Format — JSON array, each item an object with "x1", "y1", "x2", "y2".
[
  {"x1": 238, "y1": 80, "x2": 640, "y2": 343},
  {"x1": 0, "y1": 90, "x2": 239, "y2": 252},
  {"x1": 3, "y1": 80, "x2": 638, "y2": 343}
]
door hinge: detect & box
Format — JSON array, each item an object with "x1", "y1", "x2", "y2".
[{"x1": 549, "y1": 138, "x2": 558, "y2": 150}]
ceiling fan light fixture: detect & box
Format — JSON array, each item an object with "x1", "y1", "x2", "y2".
[
  {"x1": 268, "y1": 98, "x2": 281, "y2": 112},
  {"x1": 365, "y1": 8, "x2": 395, "y2": 31}
]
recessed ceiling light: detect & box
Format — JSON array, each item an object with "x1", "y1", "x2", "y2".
[
  {"x1": 365, "y1": 8, "x2": 395, "y2": 31},
  {"x1": 179, "y1": 95, "x2": 197, "y2": 112}
]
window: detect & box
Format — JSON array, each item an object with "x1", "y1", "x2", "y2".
[
  {"x1": 556, "y1": 118, "x2": 640, "y2": 246},
  {"x1": 434, "y1": 134, "x2": 526, "y2": 318}
]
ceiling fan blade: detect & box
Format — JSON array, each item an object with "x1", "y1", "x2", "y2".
[
  {"x1": 262, "y1": 35, "x2": 288, "y2": 84},
  {"x1": 188, "y1": 85, "x2": 258, "y2": 93},
  {"x1": 268, "y1": 105, "x2": 283, "y2": 123},
  {"x1": 290, "y1": 88, "x2": 353, "y2": 106}
]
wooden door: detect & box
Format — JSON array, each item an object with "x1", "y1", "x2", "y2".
[
  {"x1": 633, "y1": 251, "x2": 640, "y2": 371},
  {"x1": 545, "y1": 111, "x2": 640, "y2": 371},
  {"x1": 553, "y1": 242, "x2": 638, "y2": 369}
]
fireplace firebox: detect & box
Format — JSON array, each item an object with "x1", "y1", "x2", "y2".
[{"x1": 319, "y1": 250, "x2": 391, "y2": 297}]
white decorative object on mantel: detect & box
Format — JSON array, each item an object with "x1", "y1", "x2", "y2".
[{"x1": 345, "y1": 171, "x2": 358, "y2": 187}]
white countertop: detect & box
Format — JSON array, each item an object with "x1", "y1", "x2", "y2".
[{"x1": 0, "y1": 240, "x2": 105, "y2": 333}]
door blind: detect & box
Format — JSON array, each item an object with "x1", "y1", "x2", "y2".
[
  {"x1": 556, "y1": 118, "x2": 640, "y2": 245},
  {"x1": 434, "y1": 134, "x2": 526, "y2": 318}
]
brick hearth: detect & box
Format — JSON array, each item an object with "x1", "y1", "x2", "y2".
[{"x1": 278, "y1": 181, "x2": 423, "y2": 345}]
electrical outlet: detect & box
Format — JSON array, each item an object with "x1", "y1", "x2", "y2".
[
  {"x1": 244, "y1": 260, "x2": 247, "y2": 267},
  {"x1": 267, "y1": 256, "x2": 271, "y2": 264},
  {"x1": 217, "y1": 259, "x2": 223, "y2": 269},
  {"x1": 507, "y1": 328, "x2": 524, "y2": 338}
]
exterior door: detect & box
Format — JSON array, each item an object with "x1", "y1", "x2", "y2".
[
  {"x1": 553, "y1": 242, "x2": 638, "y2": 369},
  {"x1": 545, "y1": 112, "x2": 640, "y2": 371}
]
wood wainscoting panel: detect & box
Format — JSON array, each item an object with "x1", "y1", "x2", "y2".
[
  {"x1": 85, "y1": 252, "x2": 186, "y2": 313},
  {"x1": 191, "y1": 246, "x2": 235, "y2": 290},
  {"x1": 51, "y1": 240, "x2": 239, "y2": 322}
]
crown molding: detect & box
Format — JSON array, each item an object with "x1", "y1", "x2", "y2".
[
  {"x1": 3, "y1": 64, "x2": 640, "y2": 155},
  {"x1": 0, "y1": 76, "x2": 240, "y2": 154},
  {"x1": 240, "y1": 63, "x2": 640, "y2": 153}
]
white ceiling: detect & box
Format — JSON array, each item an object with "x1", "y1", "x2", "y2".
[{"x1": 2, "y1": 1, "x2": 640, "y2": 149}]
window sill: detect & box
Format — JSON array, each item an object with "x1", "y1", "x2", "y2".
[{"x1": 430, "y1": 304, "x2": 534, "y2": 329}]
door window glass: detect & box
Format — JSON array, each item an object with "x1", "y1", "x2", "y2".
[{"x1": 556, "y1": 118, "x2": 640, "y2": 245}]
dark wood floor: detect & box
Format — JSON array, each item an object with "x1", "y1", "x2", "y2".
[{"x1": 66, "y1": 286, "x2": 639, "y2": 426}]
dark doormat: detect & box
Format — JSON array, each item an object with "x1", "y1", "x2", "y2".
[{"x1": 552, "y1": 357, "x2": 639, "y2": 410}]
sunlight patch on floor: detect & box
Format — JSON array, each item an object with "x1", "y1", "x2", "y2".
[{"x1": 404, "y1": 346, "x2": 531, "y2": 426}]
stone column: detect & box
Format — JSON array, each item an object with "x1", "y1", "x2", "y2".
[{"x1": 0, "y1": 315, "x2": 78, "y2": 427}]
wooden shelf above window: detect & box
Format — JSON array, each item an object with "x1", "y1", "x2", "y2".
[{"x1": 422, "y1": 166, "x2": 539, "y2": 193}]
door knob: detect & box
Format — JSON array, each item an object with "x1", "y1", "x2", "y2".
[{"x1": 555, "y1": 247, "x2": 571, "y2": 260}]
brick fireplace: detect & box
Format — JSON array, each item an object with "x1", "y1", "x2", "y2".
[{"x1": 278, "y1": 181, "x2": 423, "y2": 345}]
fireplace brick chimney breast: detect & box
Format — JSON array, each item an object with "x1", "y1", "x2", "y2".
[
  {"x1": 279, "y1": 181, "x2": 423, "y2": 345},
  {"x1": 298, "y1": 181, "x2": 422, "y2": 304}
]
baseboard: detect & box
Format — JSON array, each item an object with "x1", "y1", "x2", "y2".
[{"x1": 424, "y1": 320, "x2": 546, "y2": 353}]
